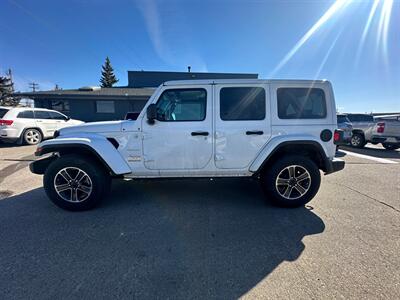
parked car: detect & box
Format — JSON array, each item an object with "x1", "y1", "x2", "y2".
[
  {"x1": 368, "y1": 119, "x2": 400, "y2": 150},
  {"x1": 30, "y1": 79, "x2": 344, "y2": 211},
  {"x1": 336, "y1": 114, "x2": 353, "y2": 145},
  {"x1": 344, "y1": 113, "x2": 375, "y2": 148},
  {"x1": 0, "y1": 107, "x2": 83, "y2": 145},
  {"x1": 343, "y1": 113, "x2": 400, "y2": 149}
]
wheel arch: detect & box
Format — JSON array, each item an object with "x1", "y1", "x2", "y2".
[
  {"x1": 31, "y1": 136, "x2": 131, "y2": 176},
  {"x1": 252, "y1": 140, "x2": 331, "y2": 175},
  {"x1": 19, "y1": 127, "x2": 44, "y2": 144},
  {"x1": 352, "y1": 129, "x2": 364, "y2": 136}
]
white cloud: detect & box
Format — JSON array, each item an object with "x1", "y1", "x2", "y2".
[{"x1": 135, "y1": 0, "x2": 208, "y2": 71}]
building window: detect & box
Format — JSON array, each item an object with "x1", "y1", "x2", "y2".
[
  {"x1": 96, "y1": 101, "x2": 115, "y2": 113},
  {"x1": 277, "y1": 88, "x2": 327, "y2": 119},
  {"x1": 155, "y1": 89, "x2": 207, "y2": 121},
  {"x1": 220, "y1": 87, "x2": 265, "y2": 121},
  {"x1": 51, "y1": 100, "x2": 70, "y2": 112}
]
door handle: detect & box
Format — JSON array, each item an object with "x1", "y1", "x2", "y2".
[
  {"x1": 246, "y1": 130, "x2": 264, "y2": 135},
  {"x1": 191, "y1": 131, "x2": 209, "y2": 136}
]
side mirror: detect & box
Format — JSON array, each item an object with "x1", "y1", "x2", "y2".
[
  {"x1": 65, "y1": 116, "x2": 70, "y2": 121},
  {"x1": 146, "y1": 104, "x2": 157, "y2": 124}
]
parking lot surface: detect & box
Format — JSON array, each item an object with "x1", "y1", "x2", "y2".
[{"x1": 0, "y1": 143, "x2": 399, "y2": 299}]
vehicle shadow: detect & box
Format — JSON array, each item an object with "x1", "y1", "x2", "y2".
[
  {"x1": 0, "y1": 179, "x2": 325, "y2": 299},
  {"x1": 341, "y1": 145, "x2": 400, "y2": 159}
]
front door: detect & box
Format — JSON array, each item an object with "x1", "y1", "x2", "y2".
[
  {"x1": 214, "y1": 84, "x2": 271, "y2": 169},
  {"x1": 142, "y1": 86, "x2": 213, "y2": 171},
  {"x1": 34, "y1": 110, "x2": 58, "y2": 138}
]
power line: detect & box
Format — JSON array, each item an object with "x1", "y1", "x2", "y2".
[{"x1": 29, "y1": 82, "x2": 39, "y2": 92}]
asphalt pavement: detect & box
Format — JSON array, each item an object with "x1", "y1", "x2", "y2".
[{"x1": 0, "y1": 143, "x2": 399, "y2": 299}]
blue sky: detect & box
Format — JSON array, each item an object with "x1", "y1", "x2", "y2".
[{"x1": 0, "y1": 0, "x2": 399, "y2": 113}]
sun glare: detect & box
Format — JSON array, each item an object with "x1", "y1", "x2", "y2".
[{"x1": 270, "y1": 0, "x2": 395, "y2": 77}]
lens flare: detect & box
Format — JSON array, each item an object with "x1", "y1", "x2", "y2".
[
  {"x1": 269, "y1": 0, "x2": 350, "y2": 77},
  {"x1": 270, "y1": 0, "x2": 395, "y2": 77},
  {"x1": 377, "y1": 0, "x2": 393, "y2": 62}
]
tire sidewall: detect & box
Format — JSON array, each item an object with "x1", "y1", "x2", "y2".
[
  {"x1": 44, "y1": 155, "x2": 109, "y2": 211},
  {"x1": 24, "y1": 128, "x2": 42, "y2": 145},
  {"x1": 261, "y1": 156, "x2": 321, "y2": 208},
  {"x1": 351, "y1": 133, "x2": 365, "y2": 148}
]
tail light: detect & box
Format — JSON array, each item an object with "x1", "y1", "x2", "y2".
[
  {"x1": 334, "y1": 129, "x2": 342, "y2": 143},
  {"x1": 0, "y1": 120, "x2": 13, "y2": 126},
  {"x1": 377, "y1": 122, "x2": 385, "y2": 133}
]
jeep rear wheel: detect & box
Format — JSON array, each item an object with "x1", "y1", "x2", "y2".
[
  {"x1": 43, "y1": 154, "x2": 111, "y2": 211},
  {"x1": 260, "y1": 156, "x2": 321, "y2": 208}
]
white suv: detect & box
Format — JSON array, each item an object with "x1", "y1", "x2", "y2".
[
  {"x1": 30, "y1": 79, "x2": 345, "y2": 210},
  {"x1": 0, "y1": 107, "x2": 83, "y2": 145}
]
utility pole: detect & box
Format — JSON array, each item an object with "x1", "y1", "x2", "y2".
[{"x1": 29, "y1": 82, "x2": 39, "y2": 92}]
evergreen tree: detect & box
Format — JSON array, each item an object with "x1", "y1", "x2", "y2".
[
  {"x1": 0, "y1": 73, "x2": 19, "y2": 106},
  {"x1": 100, "y1": 57, "x2": 119, "y2": 88}
]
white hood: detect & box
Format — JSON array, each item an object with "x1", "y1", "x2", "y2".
[{"x1": 58, "y1": 120, "x2": 127, "y2": 135}]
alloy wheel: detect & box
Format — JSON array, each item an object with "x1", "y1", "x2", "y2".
[
  {"x1": 53, "y1": 167, "x2": 93, "y2": 202},
  {"x1": 25, "y1": 129, "x2": 41, "y2": 144},
  {"x1": 275, "y1": 165, "x2": 311, "y2": 200}
]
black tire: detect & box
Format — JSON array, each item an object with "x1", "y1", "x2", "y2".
[
  {"x1": 23, "y1": 128, "x2": 42, "y2": 145},
  {"x1": 260, "y1": 155, "x2": 321, "y2": 208},
  {"x1": 43, "y1": 154, "x2": 111, "y2": 211},
  {"x1": 382, "y1": 143, "x2": 400, "y2": 150},
  {"x1": 350, "y1": 133, "x2": 366, "y2": 148}
]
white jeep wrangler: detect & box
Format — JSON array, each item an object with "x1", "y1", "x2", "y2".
[{"x1": 30, "y1": 79, "x2": 344, "y2": 211}]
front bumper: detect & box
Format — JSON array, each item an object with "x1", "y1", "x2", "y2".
[
  {"x1": 325, "y1": 158, "x2": 345, "y2": 175},
  {"x1": 29, "y1": 155, "x2": 57, "y2": 175}
]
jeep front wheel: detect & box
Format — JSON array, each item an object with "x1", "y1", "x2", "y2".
[
  {"x1": 43, "y1": 154, "x2": 111, "y2": 211},
  {"x1": 260, "y1": 156, "x2": 321, "y2": 208}
]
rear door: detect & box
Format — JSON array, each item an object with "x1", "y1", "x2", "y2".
[
  {"x1": 34, "y1": 110, "x2": 57, "y2": 137},
  {"x1": 214, "y1": 84, "x2": 271, "y2": 169}
]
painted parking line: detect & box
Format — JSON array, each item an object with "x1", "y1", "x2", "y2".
[{"x1": 340, "y1": 150, "x2": 398, "y2": 164}]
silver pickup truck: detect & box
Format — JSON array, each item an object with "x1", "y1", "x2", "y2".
[
  {"x1": 347, "y1": 113, "x2": 400, "y2": 150},
  {"x1": 370, "y1": 115, "x2": 400, "y2": 150}
]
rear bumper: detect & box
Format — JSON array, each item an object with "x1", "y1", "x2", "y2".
[
  {"x1": 325, "y1": 158, "x2": 345, "y2": 175},
  {"x1": 371, "y1": 136, "x2": 400, "y2": 144}
]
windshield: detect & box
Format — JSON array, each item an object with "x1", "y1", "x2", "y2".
[{"x1": 337, "y1": 115, "x2": 350, "y2": 123}]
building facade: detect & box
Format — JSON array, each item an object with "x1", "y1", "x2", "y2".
[{"x1": 18, "y1": 71, "x2": 258, "y2": 122}]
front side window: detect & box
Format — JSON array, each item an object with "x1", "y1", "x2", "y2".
[
  {"x1": 17, "y1": 110, "x2": 34, "y2": 119},
  {"x1": 155, "y1": 89, "x2": 206, "y2": 121},
  {"x1": 49, "y1": 111, "x2": 67, "y2": 120},
  {"x1": 220, "y1": 87, "x2": 265, "y2": 121},
  {"x1": 277, "y1": 88, "x2": 327, "y2": 119},
  {"x1": 96, "y1": 101, "x2": 115, "y2": 113},
  {"x1": 34, "y1": 111, "x2": 52, "y2": 119}
]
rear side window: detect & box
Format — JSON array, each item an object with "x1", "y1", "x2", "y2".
[
  {"x1": 34, "y1": 111, "x2": 52, "y2": 119},
  {"x1": 347, "y1": 114, "x2": 373, "y2": 122},
  {"x1": 17, "y1": 110, "x2": 35, "y2": 119},
  {"x1": 220, "y1": 87, "x2": 265, "y2": 120},
  {"x1": 277, "y1": 88, "x2": 327, "y2": 119},
  {"x1": 0, "y1": 108, "x2": 10, "y2": 118}
]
